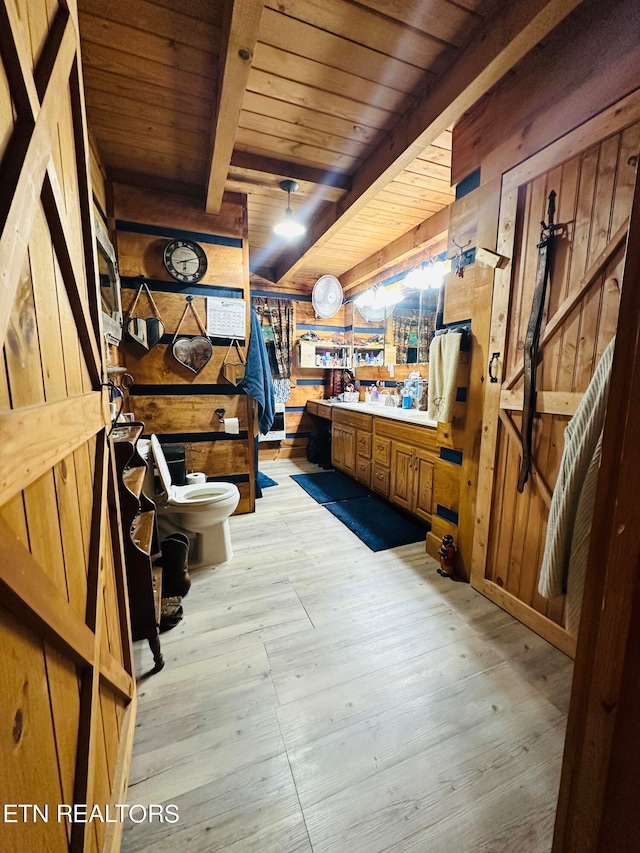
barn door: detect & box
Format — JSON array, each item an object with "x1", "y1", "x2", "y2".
[
  {"x1": 471, "y1": 105, "x2": 640, "y2": 656},
  {"x1": 0, "y1": 2, "x2": 135, "y2": 852}
]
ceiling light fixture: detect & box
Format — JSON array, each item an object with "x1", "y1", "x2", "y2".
[{"x1": 273, "y1": 179, "x2": 306, "y2": 238}]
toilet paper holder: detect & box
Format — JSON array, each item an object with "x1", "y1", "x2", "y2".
[{"x1": 214, "y1": 408, "x2": 225, "y2": 422}]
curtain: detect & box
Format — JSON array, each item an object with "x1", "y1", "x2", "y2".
[
  {"x1": 393, "y1": 307, "x2": 436, "y2": 363},
  {"x1": 252, "y1": 297, "x2": 294, "y2": 378}
]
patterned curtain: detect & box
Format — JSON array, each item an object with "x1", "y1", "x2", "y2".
[
  {"x1": 252, "y1": 296, "x2": 294, "y2": 378},
  {"x1": 393, "y1": 307, "x2": 436, "y2": 363}
]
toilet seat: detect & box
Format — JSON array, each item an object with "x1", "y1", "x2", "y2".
[
  {"x1": 150, "y1": 435, "x2": 237, "y2": 507},
  {"x1": 168, "y1": 483, "x2": 238, "y2": 506}
]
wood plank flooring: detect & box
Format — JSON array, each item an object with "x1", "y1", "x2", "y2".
[{"x1": 122, "y1": 458, "x2": 573, "y2": 853}]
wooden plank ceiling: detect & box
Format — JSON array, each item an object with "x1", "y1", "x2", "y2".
[{"x1": 77, "y1": 0, "x2": 583, "y2": 291}]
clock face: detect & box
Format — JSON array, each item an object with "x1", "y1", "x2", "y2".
[{"x1": 163, "y1": 239, "x2": 208, "y2": 283}]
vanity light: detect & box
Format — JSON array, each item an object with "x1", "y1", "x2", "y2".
[
  {"x1": 404, "y1": 259, "x2": 447, "y2": 290},
  {"x1": 273, "y1": 180, "x2": 306, "y2": 238},
  {"x1": 354, "y1": 283, "x2": 404, "y2": 310}
]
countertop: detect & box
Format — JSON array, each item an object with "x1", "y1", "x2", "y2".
[{"x1": 320, "y1": 399, "x2": 437, "y2": 428}]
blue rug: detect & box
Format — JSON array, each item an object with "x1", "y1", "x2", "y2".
[
  {"x1": 324, "y1": 495, "x2": 429, "y2": 551},
  {"x1": 290, "y1": 470, "x2": 371, "y2": 504},
  {"x1": 258, "y1": 471, "x2": 278, "y2": 489}
]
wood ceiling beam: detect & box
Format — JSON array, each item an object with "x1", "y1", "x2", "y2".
[
  {"x1": 274, "y1": 0, "x2": 585, "y2": 283},
  {"x1": 205, "y1": 0, "x2": 265, "y2": 215},
  {"x1": 341, "y1": 206, "x2": 450, "y2": 291},
  {"x1": 230, "y1": 151, "x2": 352, "y2": 191}
]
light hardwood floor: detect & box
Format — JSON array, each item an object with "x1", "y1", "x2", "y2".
[{"x1": 122, "y1": 458, "x2": 573, "y2": 853}]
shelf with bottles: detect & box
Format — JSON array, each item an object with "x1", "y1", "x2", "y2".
[
  {"x1": 298, "y1": 339, "x2": 350, "y2": 369},
  {"x1": 352, "y1": 344, "x2": 396, "y2": 368}
]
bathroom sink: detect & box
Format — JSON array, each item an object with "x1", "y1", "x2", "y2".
[{"x1": 331, "y1": 400, "x2": 437, "y2": 427}]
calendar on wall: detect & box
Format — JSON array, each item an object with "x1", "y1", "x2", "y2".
[{"x1": 206, "y1": 297, "x2": 246, "y2": 339}]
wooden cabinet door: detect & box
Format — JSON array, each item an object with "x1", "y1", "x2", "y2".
[
  {"x1": 342, "y1": 425, "x2": 356, "y2": 475},
  {"x1": 331, "y1": 424, "x2": 355, "y2": 474},
  {"x1": 331, "y1": 425, "x2": 344, "y2": 469},
  {"x1": 472, "y1": 116, "x2": 637, "y2": 655},
  {"x1": 390, "y1": 441, "x2": 414, "y2": 510},
  {"x1": 413, "y1": 450, "x2": 434, "y2": 523}
]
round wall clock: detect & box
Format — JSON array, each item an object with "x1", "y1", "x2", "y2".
[{"x1": 163, "y1": 239, "x2": 208, "y2": 283}]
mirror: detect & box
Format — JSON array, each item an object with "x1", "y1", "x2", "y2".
[
  {"x1": 172, "y1": 336, "x2": 213, "y2": 375},
  {"x1": 353, "y1": 287, "x2": 440, "y2": 365},
  {"x1": 126, "y1": 316, "x2": 165, "y2": 350},
  {"x1": 352, "y1": 255, "x2": 448, "y2": 365},
  {"x1": 95, "y1": 214, "x2": 123, "y2": 345},
  {"x1": 389, "y1": 287, "x2": 439, "y2": 364}
]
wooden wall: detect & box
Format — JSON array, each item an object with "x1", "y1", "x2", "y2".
[
  {"x1": 446, "y1": 0, "x2": 640, "y2": 643},
  {"x1": 0, "y1": 1, "x2": 134, "y2": 850},
  {"x1": 112, "y1": 184, "x2": 256, "y2": 513}
]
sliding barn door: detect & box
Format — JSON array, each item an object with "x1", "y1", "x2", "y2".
[
  {"x1": 0, "y1": 2, "x2": 135, "y2": 852},
  {"x1": 471, "y1": 106, "x2": 640, "y2": 655}
]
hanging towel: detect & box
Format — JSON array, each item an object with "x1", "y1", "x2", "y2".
[
  {"x1": 427, "y1": 332, "x2": 462, "y2": 422},
  {"x1": 239, "y1": 308, "x2": 276, "y2": 434},
  {"x1": 565, "y1": 433, "x2": 603, "y2": 635},
  {"x1": 538, "y1": 337, "x2": 616, "y2": 625},
  {"x1": 273, "y1": 378, "x2": 291, "y2": 403}
]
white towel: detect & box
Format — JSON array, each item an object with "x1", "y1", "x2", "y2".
[
  {"x1": 538, "y1": 337, "x2": 615, "y2": 623},
  {"x1": 428, "y1": 332, "x2": 462, "y2": 422},
  {"x1": 565, "y1": 432, "x2": 602, "y2": 635}
]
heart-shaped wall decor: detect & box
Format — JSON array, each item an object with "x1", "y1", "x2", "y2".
[
  {"x1": 172, "y1": 336, "x2": 212, "y2": 375},
  {"x1": 222, "y1": 360, "x2": 246, "y2": 386},
  {"x1": 126, "y1": 316, "x2": 165, "y2": 351}
]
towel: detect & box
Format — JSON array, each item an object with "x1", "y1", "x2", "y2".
[
  {"x1": 538, "y1": 337, "x2": 615, "y2": 628},
  {"x1": 239, "y1": 308, "x2": 275, "y2": 434},
  {"x1": 427, "y1": 332, "x2": 462, "y2": 422}
]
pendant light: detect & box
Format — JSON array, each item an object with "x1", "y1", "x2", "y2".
[{"x1": 273, "y1": 179, "x2": 305, "y2": 238}]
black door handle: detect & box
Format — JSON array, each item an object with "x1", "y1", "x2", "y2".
[{"x1": 489, "y1": 352, "x2": 500, "y2": 384}]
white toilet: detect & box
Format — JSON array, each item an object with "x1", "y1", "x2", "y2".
[{"x1": 147, "y1": 435, "x2": 240, "y2": 567}]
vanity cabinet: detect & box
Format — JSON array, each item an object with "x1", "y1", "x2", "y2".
[
  {"x1": 113, "y1": 423, "x2": 164, "y2": 672},
  {"x1": 322, "y1": 404, "x2": 438, "y2": 524}
]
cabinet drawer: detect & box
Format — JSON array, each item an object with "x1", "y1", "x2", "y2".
[
  {"x1": 372, "y1": 464, "x2": 390, "y2": 497},
  {"x1": 355, "y1": 457, "x2": 372, "y2": 487},
  {"x1": 373, "y1": 437, "x2": 391, "y2": 466},
  {"x1": 333, "y1": 408, "x2": 373, "y2": 431},
  {"x1": 357, "y1": 431, "x2": 372, "y2": 458},
  {"x1": 316, "y1": 402, "x2": 333, "y2": 420}
]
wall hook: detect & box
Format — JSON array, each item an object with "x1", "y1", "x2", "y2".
[
  {"x1": 451, "y1": 238, "x2": 472, "y2": 278},
  {"x1": 214, "y1": 408, "x2": 225, "y2": 422}
]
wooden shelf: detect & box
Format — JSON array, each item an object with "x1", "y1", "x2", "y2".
[
  {"x1": 131, "y1": 510, "x2": 154, "y2": 556},
  {"x1": 114, "y1": 425, "x2": 164, "y2": 672},
  {"x1": 111, "y1": 423, "x2": 143, "y2": 443},
  {"x1": 122, "y1": 466, "x2": 145, "y2": 498}
]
